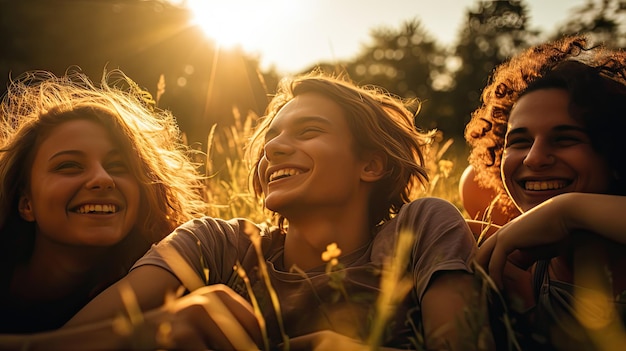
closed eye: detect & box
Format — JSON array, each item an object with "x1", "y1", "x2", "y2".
[
  {"x1": 505, "y1": 137, "x2": 531, "y2": 149},
  {"x1": 553, "y1": 135, "x2": 585, "y2": 147},
  {"x1": 299, "y1": 127, "x2": 324, "y2": 138},
  {"x1": 106, "y1": 160, "x2": 130, "y2": 174},
  {"x1": 54, "y1": 161, "x2": 83, "y2": 173}
]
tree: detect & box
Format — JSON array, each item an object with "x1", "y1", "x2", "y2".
[
  {"x1": 551, "y1": 0, "x2": 626, "y2": 48},
  {"x1": 318, "y1": 19, "x2": 447, "y2": 133},
  {"x1": 347, "y1": 20, "x2": 441, "y2": 97},
  {"x1": 446, "y1": 0, "x2": 538, "y2": 143},
  {"x1": 0, "y1": 0, "x2": 272, "y2": 153}
]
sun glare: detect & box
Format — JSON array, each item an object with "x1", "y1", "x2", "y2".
[{"x1": 185, "y1": 0, "x2": 294, "y2": 50}]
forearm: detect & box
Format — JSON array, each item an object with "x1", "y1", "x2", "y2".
[
  {"x1": 498, "y1": 193, "x2": 626, "y2": 251},
  {"x1": 0, "y1": 284, "x2": 262, "y2": 351},
  {"x1": 0, "y1": 319, "x2": 135, "y2": 350},
  {"x1": 553, "y1": 193, "x2": 626, "y2": 244},
  {"x1": 65, "y1": 265, "x2": 182, "y2": 327}
]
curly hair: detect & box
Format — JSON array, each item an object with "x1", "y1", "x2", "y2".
[
  {"x1": 0, "y1": 69, "x2": 208, "y2": 285},
  {"x1": 465, "y1": 35, "x2": 626, "y2": 214},
  {"x1": 247, "y1": 72, "x2": 433, "y2": 230}
]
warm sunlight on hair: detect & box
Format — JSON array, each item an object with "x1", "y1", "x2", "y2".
[{"x1": 185, "y1": 0, "x2": 294, "y2": 49}]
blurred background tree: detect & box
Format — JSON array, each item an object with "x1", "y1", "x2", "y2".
[
  {"x1": 550, "y1": 0, "x2": 626, "y2": 47},
  {"x1": 445, "y1": 0, "x2": 538, "y2": 144},
  {"x1": 0, "y1": 0, "x2": 277, "y2": 155}
]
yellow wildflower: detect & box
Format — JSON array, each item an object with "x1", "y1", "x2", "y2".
[{"x1": 322, "y1": 242, "x2": 342, "y2": 262}]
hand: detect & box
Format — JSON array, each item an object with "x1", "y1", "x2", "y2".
[
  {"x1": 135, "y1": 284, "x2": 263, "y2": 350},
  {"x1": 286, "y1": 330, "x2": 368, "y2": 351},
  {"x1": 477, "y1": 192, "x2": 626, "y2": 288},
  {"x1": 476, "y1": 206, "x2": 570, "y2": 288},
  {"x1": 285, "y1": 330, "x2": 404, "y2": 351}
]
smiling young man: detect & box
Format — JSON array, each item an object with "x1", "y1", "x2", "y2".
[{"x1": 500, "y1": 88, "x2": 612, "y2": 212}]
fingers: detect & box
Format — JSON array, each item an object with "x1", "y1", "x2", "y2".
[
  {"x1": 487, "y1": 246, "x2": 506, "y2": 289},
  {"x1": 507, "y1": 249, "x2": 539, "y2": 269},
  {"x1": 190, "y1": 285, "x2": 263, "y2": 345},
  {"x1": 477, "y1": 234, "x2": 506, "y2": 289},
  {"x1": 180, "y1": 302, "x2": 251, "y2": 351},
  {"x1": 475, "y1": 233, "x2": 496, "y2": 269},
  {"x1": 210, "y1": 288, "x2": 264, "y2": 346},
  {"x1": 287, "y1": 330, "x2": 368, "y2": 351},
  {"x1": 154, "y1": 317, "x2": 215, "y2": 351},
  {"x1": 145, "y1": 285, "x2": 262, "y2": 350}
]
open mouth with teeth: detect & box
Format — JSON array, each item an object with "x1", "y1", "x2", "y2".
[
  {"x1": 521, "y1": 180, "x2": 571, "y2": 191},
  {"x1": 73, "y1": 204, "x2": 118, "y2": 214},
  {"x1": 268, "y1": 168, "x2": 303, "y2": 182}
]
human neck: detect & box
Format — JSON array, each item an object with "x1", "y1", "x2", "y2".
[
  {"x1": 11, "y1": 236, "x2": 108, "y2": 301},
  {"x1": 282, "y1": 206, "x2": 372, "y2": 272}
]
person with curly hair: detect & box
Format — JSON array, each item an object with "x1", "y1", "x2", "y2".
[
  {"x1": 0, "y1": 69, "x2": 208, "y2": 333},
  {"x1": 464, "y1": 36, "x2": 626, "y2": 350},
  {"x1": 2, "y1": 72, "x2": 492, "y2": 350}
]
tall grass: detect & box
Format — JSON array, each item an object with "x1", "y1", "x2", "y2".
[{"x1": 198, "y1": 107, "x2": 267, "y2": 223}]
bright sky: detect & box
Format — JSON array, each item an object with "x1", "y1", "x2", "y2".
[{"x1": 186, "y1": 0, "x2": 589, "y2": 74}]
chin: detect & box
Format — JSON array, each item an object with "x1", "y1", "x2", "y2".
[
  {"x1": 264, "y1": 202, "x2": 284, "y2": 214},
  {"x1": 82, "y1": 233, "x2": 130, "y2": 247},
  {"x1": 263, "y1": 195, "x2": 290, "y2": 213}
]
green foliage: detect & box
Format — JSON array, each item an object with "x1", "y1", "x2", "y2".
[
  {"x1": 447, "y1": 0, "x2": 538, "y2": 139},
  {"x1": 551, "y1": 0, "x2": 626, "y2": 48}
]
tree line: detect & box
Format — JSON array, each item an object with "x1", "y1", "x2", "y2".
[{"x1": 1, "y1": 0, "x2": 624, "y2": 155}]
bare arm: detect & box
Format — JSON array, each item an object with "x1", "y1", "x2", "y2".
[
  {"x1": 421, "y1": 271, "x2": 493, "y2": 351},
  {"x1": 0, "y1": 285, "x2": 262, "y2": 351},
  {"x1": 65, "y1": 265, "x2": 182, "y2": 327},
  {"x1": 557, "y1": 193, "x2": 626, "y2": 242},
  {"x1": 509, "y1": 193, "x2": 626, "y2": 244}
]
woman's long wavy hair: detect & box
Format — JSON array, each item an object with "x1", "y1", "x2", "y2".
[
  {"x1": 247, "y1": 72, "x2": 433, "y2": 231},
  {"x1": 465, "y1": 35, "x2": 626, "y2": 214},
  {"x1": 0, "y1": 69, "x2": 208, "y2": 290}
]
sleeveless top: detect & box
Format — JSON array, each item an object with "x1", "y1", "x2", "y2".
[{"x1": 492, "y1": 258, "x2": 626, "y2": 351}]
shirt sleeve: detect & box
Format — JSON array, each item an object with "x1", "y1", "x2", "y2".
[
  {"x1": 391, "y1": 197, "x2": 477, "y2": 302},
  {"x1": 131, "y1": 217, "x2": 256, "y2": 286}
]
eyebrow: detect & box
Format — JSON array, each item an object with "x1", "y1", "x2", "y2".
[
  {"x1": 506, "y1": 124, "x2": 587, "y2": 136},
  {"x1": 265, "y1": 115, "x2": 332, "y2": 141},
  {"x1": 48, "y1": 149, "x2": 121, "y2": 162}
]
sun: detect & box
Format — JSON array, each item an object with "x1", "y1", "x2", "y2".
[{"x1": 184, "y1": 0, "x2": 295, "y2": 50}]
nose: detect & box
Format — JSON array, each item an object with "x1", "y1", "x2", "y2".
[
  {"x1": 263, "y1": 133, "x2": 294, "y2": 161},
  {"x1": 85, "y1": 165, "x2": 116, "y2": 191},
  {"x1": 522, "y1": 140, "x2": 555, "y2": 170}
]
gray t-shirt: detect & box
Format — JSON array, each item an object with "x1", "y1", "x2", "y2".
[{"x1": 132, "y1": 197, "x2": 476, "y2": 348}]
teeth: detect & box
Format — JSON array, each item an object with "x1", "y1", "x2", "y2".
[
  {"x1": 75, "y1": 204, "x2": 117, "y2": 214},
  {"x1": 524, "y1": 180, "x2": 568, "y2": 191},
  {"x1": 269, "y1": 168, "x2": 302, "y2": 182}
]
